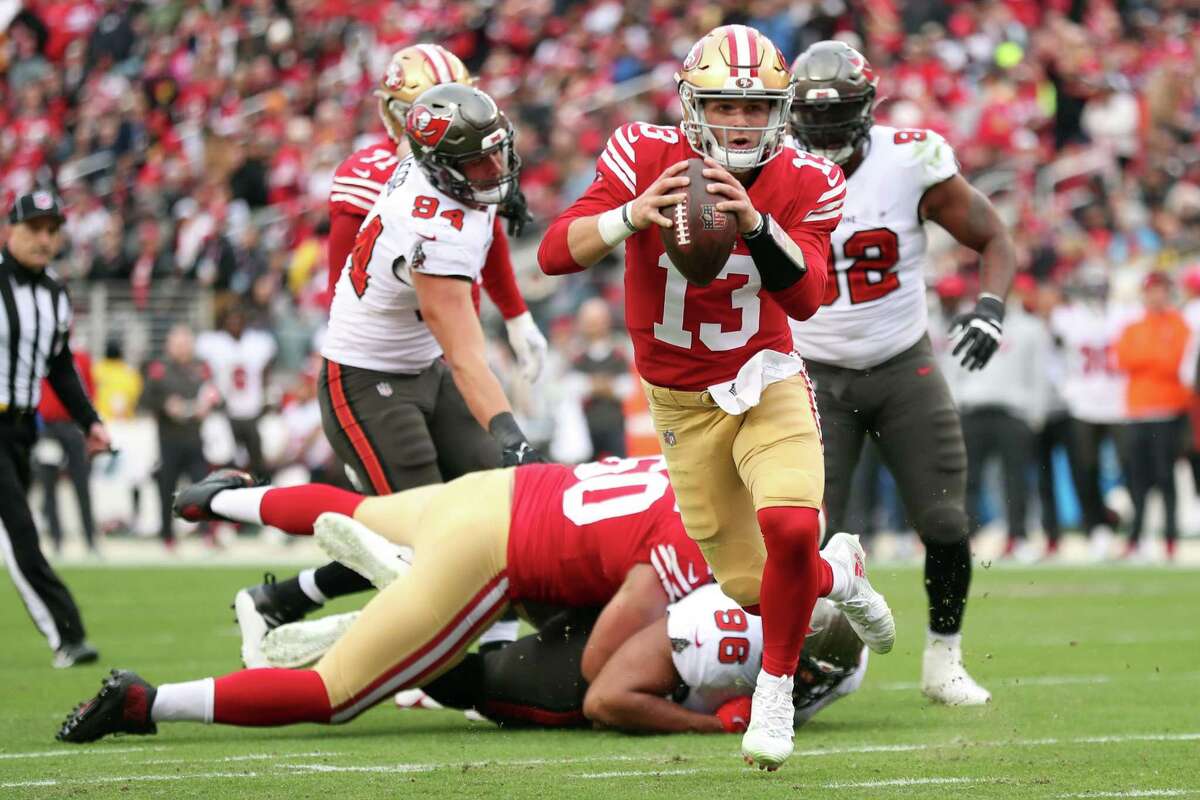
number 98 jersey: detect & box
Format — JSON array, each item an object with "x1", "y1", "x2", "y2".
[
  {"x1": 791, "y1": 126, "x2": 959, "y2": 370},
  {"x1": 667, "y1": 583, "x2": 762, "y2": 714},
  {"x1": 322, "y1": 156, "x2": 496, "y2": 374}
]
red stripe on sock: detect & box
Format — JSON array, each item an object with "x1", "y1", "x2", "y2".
[
  {"x1": 259, "y1": 484, "x2": 366, "y2": 535},
  {"x1": 213, "y1": 668, "x2": 331, "y2": 726},
  {"x1": 326, "y1": 360, "x2": 392, "y2": 495},
  {"x1": 757, "y1": 506, "x2": 822, "y2": 677}
]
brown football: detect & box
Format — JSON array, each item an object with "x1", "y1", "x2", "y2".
[{"x1": 659, "y1": 159, "x2": 738, "y2": 286}]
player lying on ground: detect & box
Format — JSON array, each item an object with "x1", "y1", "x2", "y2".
[
  {"x1": 267, "y1": 572, "x2": 867, "y2": 735},
  {"x1": 58, "y1": 458, "x2": 893, "y2": 742}
]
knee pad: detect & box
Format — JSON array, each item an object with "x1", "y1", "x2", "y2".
[{"x1": 917, "y1": 503, "x2": 968, "y2": 545}]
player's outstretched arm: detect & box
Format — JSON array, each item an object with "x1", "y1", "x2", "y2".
[
  {"x1": 538, "y1": 161, "x2": 691, "y2": 273},
  {"x1": 922, "y1": 175, "x2": 1016, "y2": 370},
  {"x1": 417, "y1": 271, "x2": 539, "y2": 462},
  {"x1": 583, "y1": 618, "x2": 725, "y2": 734},
  {"x1": 580, "y1": 564, "x2": 670, "y2": 683}
]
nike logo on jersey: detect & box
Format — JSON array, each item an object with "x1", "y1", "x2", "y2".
[
  {"x1": 352, "y1": 168, "x2": 372, "y2": 178},
  {"x1": 416, "y1": 233, "x2": 437, "y2": 241},
  {"x1": 687, "y1": 563, "x2": 698, "y2": 585},
  {"x1": 693, "y1": 631, "x2": 703, "y2": 648}
]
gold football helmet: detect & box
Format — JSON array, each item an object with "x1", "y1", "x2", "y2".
[
  {"x1": 675, "y1": 25, "x2": 793, "y2": 170},
  {"x1": 377, "y1": 44, "x2": 474, "y2": 144}
]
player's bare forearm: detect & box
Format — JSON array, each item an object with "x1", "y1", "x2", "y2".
[
  {"x1": 417, "y1": 272, "x2": 513, "y2": 427},
  {"x1": 923, "y1": 175, "x2": 1015, "y2": 299},
  {"x1": 566, "y1": 214, "x2": 615, "y2": 269},
  {"x1": 586, "y1": 689, "x2": 725, "y2": 734},
  {"x1": 580, "y1": 565, "x2": 669, "y2": 682},
  {"x1": 583, "y1": 618, "x2": 724, "y2": 734}
]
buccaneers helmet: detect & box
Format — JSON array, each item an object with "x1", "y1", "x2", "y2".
[
  {"x1": 675, "y1": 25, "x2": 793, "y2": 170},
  {"x1": 405, "y1": 84, "x2": 521, "y2": 206},
  {"x1": 793, "y1": 598, "x2": 866, "y2": 722},
  {"x1": 377, "y1": 44, "x2": 474, "y2": 144},
  {"x1": 790, "y1": 41, "x2": 879, "y2": 165}
]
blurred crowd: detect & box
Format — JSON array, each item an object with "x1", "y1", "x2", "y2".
[{"x1": 3, "y1": 0, "x2": 1200, "y2": 556}]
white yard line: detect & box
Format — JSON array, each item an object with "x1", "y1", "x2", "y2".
[
  {"x1": 0, "y1": 771, "x2": 259, "y2": 789},
  {"x1": 824, "y1": 777, "x2": 981, "y2": 789},
  {"x1": 0, "y1": 745, "x2": 166, "y2": 760},
  {"x1": 1058, "y1": 791, "x2": 1197, "y2": 798},
  {"x1": 879, "y1": 672, "x2": 1200, "y2": 692},
  {"x1": 575, "y1": 769, "x2": 698, "y2": 779}
]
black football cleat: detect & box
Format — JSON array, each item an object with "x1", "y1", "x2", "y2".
[
  {"x1": 52, "y1": 640, "x2": 99, "y2": 669},
  {"x1": 58, "y1": 670, "x2": 158, "y2": 744},
  {"x1": 173, "y1": 469, "x2": 256, "y2": 522}
]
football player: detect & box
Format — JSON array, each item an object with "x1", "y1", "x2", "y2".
[
  {"x1": 327, "y1": 44, "x2": 543, "y2": 386},
  {"x1": 231, "y1": 83, "x2": 546, "y2": 659},
  {"x1": 788, "y1": 41, "x2": 1018, "y2": 705},
  {"x1": 57, "y1": 458, "x2": 881, "y2": 743},
  {"x1": 265, "y1": 586, "x2": 867, "y2": 735},
  {"x1": 538, "y1": 25, "x2": 895, "y2": 769}
]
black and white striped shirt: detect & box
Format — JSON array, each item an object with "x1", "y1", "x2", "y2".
[{"x1": 0, "y1": 249, "x2": 96, "y2": 425}]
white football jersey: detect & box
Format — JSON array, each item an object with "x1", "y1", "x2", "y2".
[
  {"x1": 667, "y1": 584, "x2": 762, "y2": 714},
  {"x1": 195, "y1": 329, "x2": 277, "y2": 420},
  {"x1": 792, "y1": 126, "x2": 958, "y2": 369},
  {"x1": 1050, "y1": 301, "x2": 1138, "y2": 424},
  {"x1": 322, "y1": 157, "x2": 496, "y2": 374}
]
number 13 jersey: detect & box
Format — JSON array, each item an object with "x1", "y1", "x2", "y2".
[
  {"x1": 791, "y1": 126, "x2": 959, "y2": 370},
  {"x1": 544, "y1": 122, "x2": 843, "y2": 391},
  {"x1": 322, "y1": 156, "x2": 496, "y2": 374}
]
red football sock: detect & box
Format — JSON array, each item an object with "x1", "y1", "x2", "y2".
[
  {"x1": 259, "y1": 484, "x2": 365, "y2": 535},
  {"x1": 756, "y1": 506, "x2": 825, "y2": 677},
  {"x1": 213, "y1": 668, "x2": 332, "y2": 726}
]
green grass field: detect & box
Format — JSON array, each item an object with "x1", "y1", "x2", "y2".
[{"x1": 2, "y1": 563, "x2": 1198, "y2": 799}]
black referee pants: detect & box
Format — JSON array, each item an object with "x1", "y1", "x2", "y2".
[{"x1": 0, "y1": 414, "x2": 86, "y2": 650}]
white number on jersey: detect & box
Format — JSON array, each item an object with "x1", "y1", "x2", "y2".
[
  {"x1": 667, "y1": 584, "x2": 763, "y2": 713},
  {"x1": 652, "y1": 254, "x2": 762, "y2": 351},
  {"x1": 562, "y1": 456, "x2": 670, "y2": 525}
]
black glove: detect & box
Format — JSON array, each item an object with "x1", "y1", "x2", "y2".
[
  {"x1": 499, "y1": 188, "x2": 533, "y2": 238},
  {"x1": 489, "y1": 411, "x2": 547, "y2": 466},
  {"x1": 950, "y1": 294, "x2": 1005, "y2": 371}
]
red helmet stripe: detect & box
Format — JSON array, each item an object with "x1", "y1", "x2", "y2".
[
  {"x1": 725, "y1": 27, "x2": 741, "y2": 78},
  {"x1": 746, "y1": 27, "x2": 759, "y2": 78},
  {"x1": 415, "y1": 43, "x2": 453, "y2": 84}
]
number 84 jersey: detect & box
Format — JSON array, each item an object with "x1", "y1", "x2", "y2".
[
  {"x1": 791, "y1": 126, "x2": 959, "y2": 370},
  {"x1": 322, "y1": 156, "x2": 496, "y2": 374}
]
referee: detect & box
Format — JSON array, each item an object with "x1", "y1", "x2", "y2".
[{"x1": 1, "y1": 190, "x2": 109, "y2": 667}]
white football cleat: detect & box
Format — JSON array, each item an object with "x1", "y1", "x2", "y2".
[
  {"x1": 921, "y1": 632, "x2": 992, "y2": 706},
  {"x1": 823, "y1": 532, "x2": 896, "y2": 654},
  {"x1": 313, "y1": 513, "x2": 411, "y2": 590},
  {"x1": 262, "y1": 611, "x2": 360, "y2": 668},
  {"x1": 394, "y1": 689, "x2": 445, "y2": 710},
  {"x1": 741, "y1": 671, "x2": 795, "y2": 771},
  {"x1": 233, "y1": 589, "x2": 270, "y2": 668},
  {"x1": 1088, "y1": 525, "x2": 1115, "y2": 562}
]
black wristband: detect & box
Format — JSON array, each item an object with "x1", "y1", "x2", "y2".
[
  {"x1": 743, "y1": 214, "x2": 806, "y2": 292},
  {"x1": 976, "y1": 294, "x2": 1005, "y2": 323},
  {"x1": 488, "y1": 411, "x2": 528, "y2": 449}
]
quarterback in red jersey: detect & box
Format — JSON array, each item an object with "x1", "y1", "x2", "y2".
[
  {"x1": 538, "y1": 25, "x2": 894, "y2": 769},
  {"x1": 58, "y1": 458, "x2": 733, "y2": 741},
  {"x1": 327, "y1": 44, "x2": 544, "y2": 384}
]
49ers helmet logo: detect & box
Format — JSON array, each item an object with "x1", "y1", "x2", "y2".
[
  {"x1": 406, "y1": 104, "x2": 451, "y2": 147},
  {"x1": 682, "y1": 40, "x2": 704, "y2": 71},
  {"x1": 384, "y1": 56, "x2": 406, "y2": 91}
]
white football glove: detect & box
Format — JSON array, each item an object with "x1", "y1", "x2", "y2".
[{"x1": 505, "y1": 311, "x2": 548, "y2": 384}]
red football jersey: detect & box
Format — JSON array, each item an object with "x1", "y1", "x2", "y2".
[
  {"x1": 327, "y1": 141, "x2": 401, "y2": 295},
  {"x1": 507, "y1": 456, "x2": 712, "y2": 607},
  {"x1": 541, "y1": 123, "x2": 845, "y2": 390}
]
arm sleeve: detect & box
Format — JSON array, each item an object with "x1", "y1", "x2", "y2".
[
  {"x1": 481, "y1": 216, "x2": 528, "y2": 319},
  {"x1": 327, "y1": 208, "x2": 364, "y2": 300},
  {"x1": 46, "y1": 340, "x2": 100, "y2": 430},
  {"x1": 763, "y1": 226, "x2": 832, "y2": 321},
  {"x1": 763, "y1": 158, "x2": 844, "y2": 320},
  {"x1": 537, "y1": 124, "x2": 642, "y2": 276}
]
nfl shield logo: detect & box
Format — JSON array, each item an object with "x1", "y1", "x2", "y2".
[
  {"x1": 663, "y1": 430, "x2": 677, "y2": 447},
  {"x1": 376, "y1": 382, "x2": 393, "y2": 398}
]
